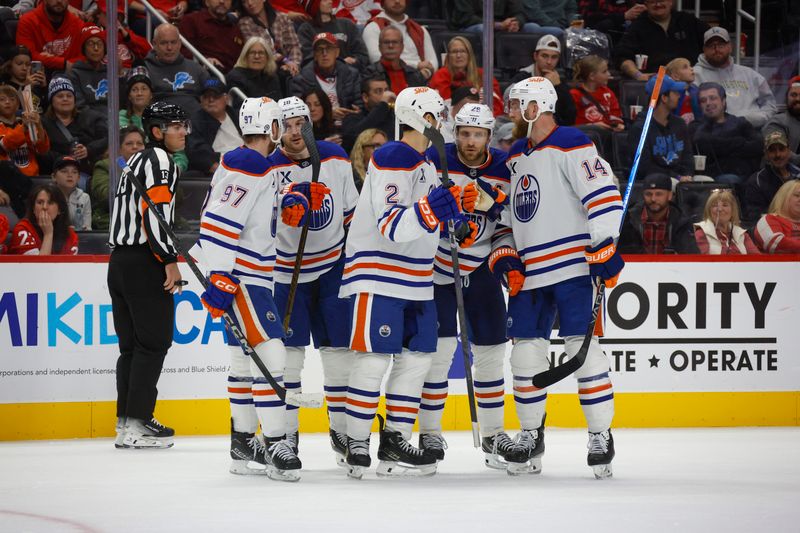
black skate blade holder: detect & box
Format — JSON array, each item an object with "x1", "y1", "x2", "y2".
[{"x1": 116, "y1": 157, "x2": 324, "y2": 409}]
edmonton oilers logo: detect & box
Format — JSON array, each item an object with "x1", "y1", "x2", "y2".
[
  {"x1": 309, "y1": 192, "x2": 334, "y2": 230},
  {"x1": 379, "y1": 324, "x2": 391, "y2": 337},
  {"x1": 513, "y1": 174, "x2": 540, "y2": 222}
]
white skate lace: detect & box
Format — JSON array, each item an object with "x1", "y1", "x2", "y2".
[
  {"x1": 514, "y1": 429, "x2": 538, "y2": 451},
  {"x1": 333, "y1": 431, "x2": 348, "y2": 449},
  {"x1": 286, "y1": 432, "x2": 298, "y2": 449},
  {"x1": 491, "y1": 432, "x2": 515, "y2": 453},
  {"x1": 269, "y1": 440, "x2": 296, "y2": 461},
  {"x1": 397, "y1": 436, "x2": 425, "y2": 458},
  {"x1": 421, "y1": 433, "x2": 448, "y2": 451},
  {"x1": 248, "y1": 436, "x2": 266, "y2": 455},
  {"x1": 588, "y1": 432, "x2": 609, "y2": 455},
  {"x1": 149, "y1": 418, "x2": 167, "y2": 430},
  {"x1": 349, "y1": 439, "x2": 370, "y2": 456}
]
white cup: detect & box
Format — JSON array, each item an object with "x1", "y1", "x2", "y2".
[
  {"x1": 694, "y1": 155, "x2": 707, "y2": 172},
  {"x1": 630, "y1": 105, "x2": 643, "y2": 120},
  {"x1": 635, "y1": 54, "x2": 648, "y2": 71}
]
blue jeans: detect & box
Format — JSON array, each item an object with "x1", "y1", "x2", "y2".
[{"x1": 715, "y1": 173, "x2": 744, "y2": 185}]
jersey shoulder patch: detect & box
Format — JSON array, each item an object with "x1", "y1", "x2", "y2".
[
  {"x1": 537, "y1": 126, "x2": 593, "y2": 152},
  {"x1": 222, "y1": 146, "x2": 271, "y2": 176},
  {"x1": 372, "y1": 141, "x2": 424, "y2": 171},
  {"x1": 318, "y1": 140, "x2": 349, "y2": 161}
]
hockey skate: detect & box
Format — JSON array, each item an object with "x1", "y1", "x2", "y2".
[
  {"x1": 376, "y1": 416, "x2": 437, "y2": 477},
  {"x1": 262, "y1": 436, "x2": 302, "y2": 482},
  {"x1": 419, "y1": 433, "x2": 448, "y2": 462},
  {"x1": 481, "y1": 432, "x2": 517, "y2": 470},
  {"x1": 114, "y1": 417, "x2": 126, "y2": 449},
  {"x1": 120, "y1": 418, "x2": 174, "y2": 449},
  {"x1": 345, "y1": 435, "x2": 371, "y2": 479},
  {"x1": 330, "y1": 430, "x2": 348, "y2": 468},
  {"x1": 587, "y1": 429, "x2": 615, "y2": 479},
  {"x1": 506, "y1": 421, "x2": 545, "y2": 476},
  {"x1": 229, "y1": 430, "x2": 267, "y2": 475},
  {"x1": 286, "y1": 430, "x2": 299, "y2": 455}
]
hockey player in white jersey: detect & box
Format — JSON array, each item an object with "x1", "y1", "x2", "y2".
[
  {"x1": 418, "y1": 103, "x2": 523, "y2": 469},
  {"x1": 193, "y1": 97, "x2": 302, "y2": 482},
  {"x1": 271, "y1": 96, "x2": 359, "y2": 467},
  {"x1": 496, "y1": 77, "x2": 624, "y2": 478},
  {"x1": 338, "y1": 86, "x2": 475, "y2": 478}
]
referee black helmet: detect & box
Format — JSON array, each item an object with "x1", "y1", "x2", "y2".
[{"x1": 142, "y1": 101, "x2": 190, "y2": 138}]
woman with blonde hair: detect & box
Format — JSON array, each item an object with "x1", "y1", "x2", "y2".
[
  {"x1": 227, "y1": 37, "x2": 285, "y2": 112},
  {"x1": 428, "y1": 36, "x2": 503, "y2": 116},
  {"x1": 350, "y1": 128, "x2": 387, "y2": 191},
  {"x1": 754, "y1": 180, "x2": 800, "y2": 253},
  {"x1": 693, "y1": 189, "x2": 759, "y2": 254}
]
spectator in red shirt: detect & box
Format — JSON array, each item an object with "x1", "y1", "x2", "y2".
[
  {"x1": 571, "y1": 55, "x2": 624, "y2": 130},
  {"x1": 665, "y1": 57, "x2": 700, "y2": 124},
  {"x1": 694, "y1": 188, "x2": 759, "y2": 254},
  {"x1": 8, "y1": 183, "x2": 78, "y2": 256},
  {"x1": 179, "y1": 0, "x2": 245, "y2": 73},
  {"x1": 362, "y1": 26, "x2": 426, "y2": 95},
  {"x1": 16, "y1": 0, "x2": 86, "y2": 72},
  {"x1": 0, "y1": 212, "x2": 8, "y2": 254},
  {"x1": 754, "y1": 180, "x2": 800, "y2": 254}
]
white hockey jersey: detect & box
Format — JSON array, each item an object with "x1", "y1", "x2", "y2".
[
  {"x1": 190, "y1": 146, "x2": 278, "y2": 289},
  {"x1": 426, "y1": 143, "x2": 512, "y2": 284},
  {"x1": 339, "y1": 141, "x2": 441, "y2": 301},
  {"x1": 271, "y1": 142, "x2": 359, "y2": 284},
  {"x1": 502, "y1": 126, "x2": 622, "y2": 290}
]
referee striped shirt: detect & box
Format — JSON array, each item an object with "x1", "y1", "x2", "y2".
[{"x1": 109, "y1": 146, "x2": 179, "y2": 264}]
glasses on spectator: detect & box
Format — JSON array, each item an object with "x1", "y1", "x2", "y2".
[
  {"x1": 247, "y1": 49, "x2": 267, "y2": 57},
  {"x1": 381, "y1": 40, "x2": 402, "y2": 46},
  {"x1": 449, "y1": 49, "x2": 468, "y2": 56},
  {"x1": 315, "y1": 46, "x2": 336, "y2": 54}
]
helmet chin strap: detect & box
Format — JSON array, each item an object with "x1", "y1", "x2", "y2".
[{"x1": 521, "y1": 102, "x2": 542, "y2": 137}]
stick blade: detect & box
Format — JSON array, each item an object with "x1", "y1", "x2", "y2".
[{"x1": 285, "y1": 392, "x2": 325, "y2": 409}]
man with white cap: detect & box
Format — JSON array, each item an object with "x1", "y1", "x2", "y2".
[
  {"x1": 508, "y1": 34, "x2": 576, "y2": 126},
  {"x1": 694, "y1": 26, "x2": 776, "y2": 128}
]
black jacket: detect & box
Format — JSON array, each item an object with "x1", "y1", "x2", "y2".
[
  {"x1": 619, "y1": 202, "x2": 700, "y2": 254},
  {"x1": 613, "y1": 10, "x2": 709, "y2": 73},
  {"x1": 628, "y1": 112, "x2": 693, "y2": 179},
  {"x1": 363, "y1": 60, "x2": 427, "y2": 94},
  {"x1": 341, "y1": 101, "x2": 395, "y2": 153},
  {"x1": 449, "y1": 0, "x2": 526, "y2": 30},
  {"x1": 743, "y1": 164, "x2": 800, "y2": 227},
  {"x1": 226, "y1": 66, "x2": 285, "y2": 112},
  {"x1": 186, "y1": 106, "x2": 241, "y2": 173},
  {"x1": 290, "y1": 61, "x2": 363, "y2": 111},
  {"x1": 42, "y1": 109, "x2": 108, "y2": 174},
  {"x1": 690, "y1": 113, "x2": 762, "y2": 178}
]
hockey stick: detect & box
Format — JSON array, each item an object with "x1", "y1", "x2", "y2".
[
  {"x1": 423, "y1": 125, "x2": 481, "y2": 448},
  {"x1": 281, "y1": 122, "x2": 320, "y2": 333},
  {"x1": 531, "y1": 66, "x2": 667, "y2": 389},
  {"x1": 116, "y1": 157, "x2": 323, "y2": 408}
]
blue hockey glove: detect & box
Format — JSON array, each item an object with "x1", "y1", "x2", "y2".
[
  {"x1": 452, "y1": 215, "x2": 478, "y2": 248},
  {"x1": 281, "y1": 192, "x2": 310, "y2": 227},
  {"x1": 585, "y1": 237, "x2": 624, "y2": 288},
  {"x1": 201, "y1": 272, "x2": 240, "y2": 318},
  {"x1": 488, "y1": 246, "x2": 525, "y2": 296},
  {"x1": 415, "y1": 185, "x2": 461, "y2": 231}
]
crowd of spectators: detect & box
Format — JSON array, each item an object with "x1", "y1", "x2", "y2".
[{"x1": 0, "y1": 0, "x2": 798, "y2": 258}]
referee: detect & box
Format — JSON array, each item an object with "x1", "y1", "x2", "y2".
[{"x1": 109, "y1": 101, "x2": 189, "y2": 449}]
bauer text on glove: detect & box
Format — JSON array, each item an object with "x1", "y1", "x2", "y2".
[
  {"x1": 488, "y1": 246, "x2": 525, "y2": 296},
  {"x1": 585, "y1": 237, "x2": 624, "y2": 288}
]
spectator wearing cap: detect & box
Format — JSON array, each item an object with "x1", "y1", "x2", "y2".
[
  {"x1": 693, "y1": 188, "x2": 759, "y2": 255},
  {"x1": 341, "y1": 76, "x2": 395, "y2": 153},
  {"x1": 178, "y1": 0, "x2": 244, "y2": 73},
  {"x1": 693, "y1": 27, "x2": 776, "y2": 128},
  {"x1": 742, "y1": 131, "x2": 800, "y2": 227},
  {"x1": 299, "y1": 0, "x2": 370, "y2": 71},
  {"x1": 521, "y1": 0, "x2": 576, "y2": 37},
  {"x1": 227, "y1": 36, "x2": 285, "y2": 114},
  {"x1": 120, "y1": 67, "x2": 189, "y2": 172},
  {"x1": 41, "y1": 77, "x2": 108, "y2": 177},
  {"x1": 363, "y1": 26, "x2": 427, "y2": 95},
  {"x1": 753, "y1": 180, "x2": 800, "y2": 254},
  {"x1": 579, "y1": 0, "x2": 647, "y2": 44},
  {"x1": 441, "y1": 85, "x2": 481, "y2": 143},
  {"x1": 0, "y1": 46, "x2": 47, "y2": 113},
  {"x1": 508, "y1": 35, "x2": 576, "y2": 126},
  {"x1": 628, "y1": 74, "x2": 693, "y2": 182},
  {"x1": 450, "y1": 0, "x2": 544, "y2": 36},
  {"x1": 614, "y1": 0, "x2": 708, "y2": 81},
  {"x1": 291, "y1": 32, "x2": 363, "y2": 122},
  {"x1": 144, "y1": 23, "x2": 209, "y2": 117},
  {"x1": 15, "y1": 0, "x2": 86, "y2": 72},
  {"x1": 690, "y1": 81, "x2": 762, "y2": 185},
  {"x1": 618, "y1": 173, "x2": 699, "y2": 254},
  {"x1": 186, "y1": 79, "x2": 241, "y2": 174},
  {"x1": 428, "y1": 36, "x2": 504, "y2": 116},
  {"x1": 362, "y1": 0, "x2": 437, "y2": 77},
  {"x1": 763, "y1": 76, "x2": 800, "y2": 165},
  {"x1": 238, "y1": 0, "x2": 303, "y2": 77},
  {"x1": 66, "y1": 26, "x2": 113, "y2": 113},
  {"x1": 0, "y1": 84, "x2": 49, "y2": 177},
  {"x1": 51, "y1": 155, "x2": 91, "y2": 231}
]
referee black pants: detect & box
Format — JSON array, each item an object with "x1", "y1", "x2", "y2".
[{"x1": 108, "y1": 245, "x2": 174, "y2": 421}]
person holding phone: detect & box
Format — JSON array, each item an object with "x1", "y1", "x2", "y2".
[{"x1": 0, "y1": 46, "x2": 47, "y2": 112}]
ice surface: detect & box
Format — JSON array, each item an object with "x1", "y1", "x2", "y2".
[{"x1": 0, "y1": 428, "x2": 798, "y2": 533}]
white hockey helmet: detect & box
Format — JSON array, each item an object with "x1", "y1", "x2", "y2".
[
  {"x1": 508, "y1": 76, "x2": 558, "y2": 124},
  {"x1": 278, "y1": 96, "x2": 311, "y2": 125},
  {"x1": 239, "y1": 97, "x2": 282, "y2": 142},
  {"x1": 394, "y1": 86, "x2": 445, "y2": 139},
  {"x1": 454, "y1": 103, "x2": 495, "y2": 135}
]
